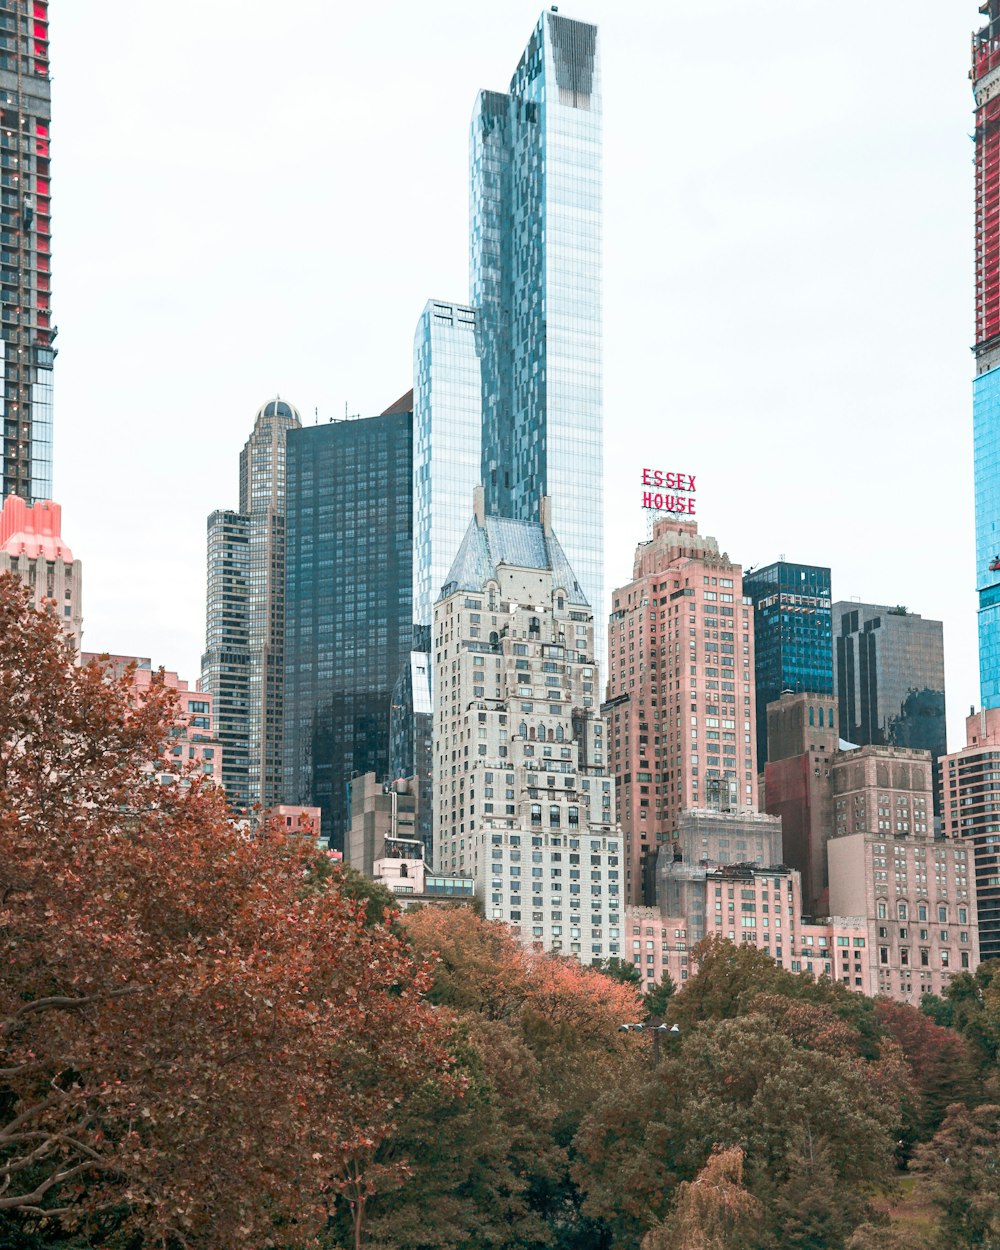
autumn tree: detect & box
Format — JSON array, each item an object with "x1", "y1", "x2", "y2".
[
  {"x1": 642, "y1": 1146, "x2": 763, "y2": 1250},
  {"x1": 0, "y1": 574, "x2": 454, "y2": 1248}
]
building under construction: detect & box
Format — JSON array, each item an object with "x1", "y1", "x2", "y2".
[{"x1": 0, "y1": 1, "x2": 53, "y2": 505}]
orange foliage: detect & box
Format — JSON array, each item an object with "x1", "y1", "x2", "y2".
[{"x1": 0, "y1": 575, "x2": 455, "y2": 1246}]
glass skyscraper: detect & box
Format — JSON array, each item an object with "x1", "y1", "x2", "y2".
[
  {"x1": 743, "y1": 561, "x2": 833, "y2": 765},
  {"x1": 413, "y1": 300, "x2": 482, "y2": 630},
  {"x1": 282, "y1": 407, "x2": 413, "y2": 851},
  {"x1": 833, "y1": 601, "x2": 947, "y2": 814},
  {"x1": 470, "y1": 11, "x2": 604, "y2": 661}
]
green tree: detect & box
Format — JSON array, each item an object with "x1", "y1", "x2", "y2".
[
  {"x1": 644, "y1": 972, "x2": 675, "y2": 1020},
  {"x1": 596, "y1": 957, "x2": 642, "y2": 988},
  {"x1": 913, "y1": 1102, "x2": 1000, "y2": 1249}
]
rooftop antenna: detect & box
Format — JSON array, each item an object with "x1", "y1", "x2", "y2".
[
  {"x1": 345, "y1": 401, "x2": 348, "y2": 420},
  {"x1": 314, "y1": 406, "x2": 318, "y2": 426}
]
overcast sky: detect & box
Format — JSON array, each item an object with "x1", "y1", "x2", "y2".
[{"x1": 51, "y1": 2, "x2": 981, "y2": 747}]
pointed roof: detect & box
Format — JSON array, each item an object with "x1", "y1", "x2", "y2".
[{"x1": 440, "y1": 513, "x2": 587, "y2": 605}]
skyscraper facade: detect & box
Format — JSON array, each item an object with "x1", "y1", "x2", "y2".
[
  {"x1": 471, "y1": 11, "x2": 604, "y2": 661},
  {"x1": 432, "y1": 490, "x2": 618, "y2": 963},
  {"x1": 0, "y1": 1, "x2": 53, "y2": 504},
  {"x1": 201, "y1": 398, "x2": 299, "y2": 813},
  {"x1": 240, "y1": 398, "x2": 300, "y2": 807},
  {"x1": 743, "y1": 561, "x2": 833, "y2": 766},
  {"x1": 413, "y1": 301, "x2": 482, "y2": 632},
  {"x1": 604, "y1": 520, "x2": 758, "y2": 904},
  {"x1": 282, "y1": 407, "x2": 413, "y2": 850},
  {"x1": 940, "y1": 707, "x2": 1000, "y2": 962},
  {"x1": 202, "y1": 509, "x2": 250, "y2": 811},
  {"x1": 973, "y1": 4, "x2": 1000, "y2": 706},
  {"x1": 833, "y1": 602, "x2": 946, "y2": 812}
]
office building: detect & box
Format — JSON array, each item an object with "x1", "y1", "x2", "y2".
[
  {"x1": 432, "y1": 489, "x2": 618, "y2": 962},
  {"x1": 0, "y1": 494, "x2": 80, "y2": 649},
  {"x1": 202, "y1": 398, "x2": 300, "y2": 813},
  {"x1": 973, "y1": 4, "x2": 1000, "y2": 706},
  {"x1": 0, "y1": 1, "x2": 53, "y2": 505},
  {"x1": 833, "y1": 602, "x2": 946, "y2": 812},
  {"x1": 604, "y1": 519, "x2": 757, "y2": 904},
  {"x1": 283, "y1": 404, "x2": 413, "y2": 850},
  {"x1": 940, "y1": 707, "x2": 1000, "y2": 961},
  {"x1": 413, "y1": 302, "x2": 482, "y2": 632},
  {"x1": 743, "y1": 561, "x2": 833, "y2": 766},
  {"x1": 763, "y1": 691, "x2": 839, "y2": 915},
  {"x1": 471, "y1": 11, "x2": 604, "y2": 663}
]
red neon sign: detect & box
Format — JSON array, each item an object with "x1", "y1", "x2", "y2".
[{"x1": 641, "y1": 467, "x2": 696, "y2": 515}]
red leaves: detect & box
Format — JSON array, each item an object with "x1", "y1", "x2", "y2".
[{"x1": 0, "y1": 573, "x2": 455, "y2": 1245}]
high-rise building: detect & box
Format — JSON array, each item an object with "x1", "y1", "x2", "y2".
[
  {"x1": 762, "y1": 691, "x2": 839, "y2": 916},
  {"x1": 0, "y1": 2, "x2": 53, "y2": 505},
  {"x1": 413, "y1": 302, "x2": 482, "y2": 632},
  {"x1": 471, "y1": 11, "x2": 604, "y2": 663},
  {"x1": 833, "y1": 601, "x2": 946, "y2": 813},
  {"x1": 240, "y1": 399, "x2": 299, "y2": 807},
  {"x1": 743, "y1": 561, "x2": 833, "y2": 766},
  {"x1": 940, "y1": 707, "x2": 1000, "y2": 962},
  {"x1": 973, "y1": 3, "x2": 1000, "y2": 706},
  {"x1": 202, "y1": 510, "x2": 250, "y2": 811},
  {"x1": 432, "y1": 490, "x2": 619, "y2": 962},
  {"x1": 282, "y1": 404, "x2": 413, "y2": 850},
  {"x1": 604, "y1": 519, "x2": 758, "y2": 904},
  {"x1": 0, "y1": 493, "x2": 79, "y2": 647},
  {"x1": 202, "y1": 398, "x2": 300, "y2": 813}
]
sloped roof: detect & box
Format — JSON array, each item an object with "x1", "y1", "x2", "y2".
[{"x1": 440, "y1": 513, "x2": 587, "y2": 605}]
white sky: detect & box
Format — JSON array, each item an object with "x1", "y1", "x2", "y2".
[{"x1": 51, "y1": 1, "x2": 981, "y2": 748}]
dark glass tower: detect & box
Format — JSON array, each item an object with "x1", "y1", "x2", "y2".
[
  {"x1": 743, "y1": 561, "x2": 833, "y2": 765},
  {"x1": 0, "y1": 1, "x2": 53, "y2": 503},
  {"x1": 282, "y1": 407, "x2": 413, "y2": 850},
  {"x1": 834, "y1": 602, "x2": 947, "y2": 814}
]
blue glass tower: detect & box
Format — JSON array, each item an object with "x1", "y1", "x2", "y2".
[
  {"x1": 413, "y1": 301, "x2": 482, "y2": 631},
  {"x1": 743, "y1": 561, "x2": 833, "y2": 765},
  {"x1": 470, "y1": 11, "x2": 604, "y2": 661}
]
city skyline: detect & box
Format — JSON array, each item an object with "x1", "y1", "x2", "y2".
[{"x1": 48, "y1": 3, "x2": 978, "y2": 746}]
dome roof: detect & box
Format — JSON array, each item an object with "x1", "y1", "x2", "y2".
[{"x1": 256, "y1": 396, "x2": 301, "y2": 423}]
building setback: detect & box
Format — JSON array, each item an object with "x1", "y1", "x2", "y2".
[
  {"x1": 604, "y1": 519, "x2": 757, "y2": 904},
  {"x1": 0, "y1": 494, "x2": 80, "y2": 649},
  {"x1": 433, "y1": 490, "x2": 618, "y2": 963},
  {"x1": 833, "y1": 602, "x2": 946, "y2": 812},
  {"x1": 743, "y1": 561, "x2": 833, "y2": 767},
  {"x1": 0, "y1": 1, "x2": 53, "y2": 505},
  {"x1": 471, "y1": 11, "x2": 604, "y2": 666},
  {"x1": 389, "y1": 649, "x2": 433, "y2": 858},
  {"x1": 282, "y1": 404, "x2": 413, "y2": 850},
  {"x1": 940, "y1": 707, "x2": 1000, "y2": 962}
]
